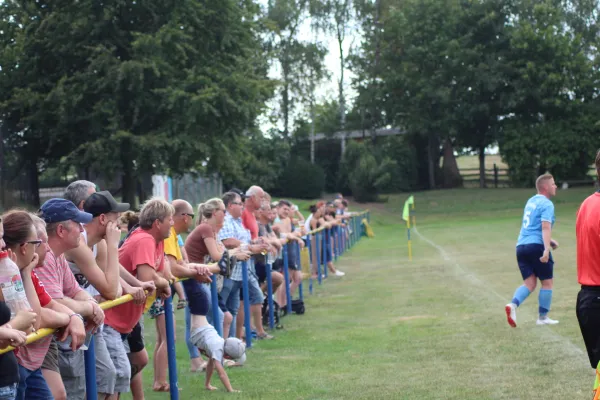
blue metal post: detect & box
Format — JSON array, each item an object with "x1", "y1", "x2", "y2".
[
  {"x1": 84, "y1": 334, "x2": 97, "y2": 400},
  {"x1": 307, "y1": 235, "x2": 313, "y2": 294},
  {"x1": 210, "y1": 279, "x2": 222, "y2": 337},
  {"x1": 297, "y1": 242, "x2": 303, "y2": 301},
  {"x1": 266, "y1": 261, "x2": 275, "y2": 330},
  {"x1": 241, "y1": 261, "x2": 252, "y2": 348},
  {"x1": 283, "y1": 245, "x2": 292, "y2": 314},
  {"x1": 324, "y1": 229, "x2": 329, "y2": 279},
  {"x1": 164, "y1": 296, "x2": 179, "y2": 400},
  {"x1": 316, "y1": 232, "x2": 322, "y2": 285}
]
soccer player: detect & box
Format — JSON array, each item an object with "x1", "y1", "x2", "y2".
[
  {"x1": 575, "y1": 149, "x2": 600, "y2": 393},
  {"x1": 505, "y1": 173, "x2": 559, "y2": 327}
]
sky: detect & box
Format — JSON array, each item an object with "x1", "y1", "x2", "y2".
[{"x1": 257, "y1": 1, "x2": 360, "y2": 134}]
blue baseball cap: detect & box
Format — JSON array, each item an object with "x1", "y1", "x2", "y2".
[{"x1": 39, "y1": 198, "x2": 93, "y2": 224}]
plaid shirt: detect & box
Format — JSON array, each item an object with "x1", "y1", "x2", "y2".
[{"x1": 218, "y1": 213, "x2": 253, "y2": 281}]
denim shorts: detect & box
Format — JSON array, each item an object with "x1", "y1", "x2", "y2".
[{"x1": 0, "y1": 383, "x2": 17, "y2": 400}]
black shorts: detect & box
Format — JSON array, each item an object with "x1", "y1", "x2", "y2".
[
  {"x1": 182, "y1": 279, "x2": 209, "y2": 316},
  {"x1": 516, "y1": 244, "x2": 554, "y2": 281},
  {"x1": 577, "y1": 286, "x2": 600, "y2": 368},
  {"x1": 255, "y1": 262, "x2": 267, "y2": 284},
  {"x1": 123, "y1": 321, "x2": 144, "y2": 353}
]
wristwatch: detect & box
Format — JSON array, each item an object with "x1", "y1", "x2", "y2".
[{"x1": 68, "y1": 313, "x2": 84, "y2": 323}]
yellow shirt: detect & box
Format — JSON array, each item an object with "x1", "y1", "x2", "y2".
[{"x1": 163, "y1": 227, "x2": 183, "y2": 262}]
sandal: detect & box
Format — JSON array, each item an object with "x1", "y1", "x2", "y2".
[{"x1": 177, "y1": 299, "x2": 187, "y2": 310}]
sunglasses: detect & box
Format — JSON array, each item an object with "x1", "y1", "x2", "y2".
[
  {"x1": 231, "y1": 202, "x2": 243, "y2": 206},
  {"x1": 21, "y1": 240, "x2": 42, "y2": 248},
  {"x1": 182, "y1": 213, "x2": 195, "y2": 219}
]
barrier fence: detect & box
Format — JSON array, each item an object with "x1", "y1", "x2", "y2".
[{"x1": 0, "y1": 211, "x2": 370, "y2": 400}]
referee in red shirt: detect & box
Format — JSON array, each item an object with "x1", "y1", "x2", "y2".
[{"x1": 576, "y1": 149, "x2": 600, "y2": 374}]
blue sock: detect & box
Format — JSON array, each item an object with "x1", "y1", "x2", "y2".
[
  {"x1": 511, "y1": 285, "x2": 531, "y2": 307},
  {"x1": 539, "y1": 289, "x2": 553, "y2": 317}
]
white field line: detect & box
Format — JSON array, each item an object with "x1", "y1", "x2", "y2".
[{"x1": 412, "y1": 224, "x2": 587, "y2": 359}]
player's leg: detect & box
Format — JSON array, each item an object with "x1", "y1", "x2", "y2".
[
  {"x1": 536, "y1": 251, "x2": 557, "y2": 325},
  {"x1": 576, "y1": 287, "x2": 600, "y2": 397},
  {"x1": 505, "y1": 245, "x2": 536, "y2": 327}
]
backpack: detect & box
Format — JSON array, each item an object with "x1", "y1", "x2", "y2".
[
  {"x1": 291, "y1": 299, "x2": 305, "y2": 315},
  {"x1": 262, "y1": 297, "x2": 283, "y2": 329}
]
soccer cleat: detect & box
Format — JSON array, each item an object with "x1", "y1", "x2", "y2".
[
  {"x1": 536, "y1": 317, "x2": 559, "y2": 325},
  {"x1": 505, "y1": 303, "x2": 517, "y2": 328}
]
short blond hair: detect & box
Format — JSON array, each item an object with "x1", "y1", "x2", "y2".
[
  {"x1": 535, "y1": 173, "x2": 554, "y2": 192},
  {"x1": 139, "y1": 198, "x2": 175, "y2": 230}
]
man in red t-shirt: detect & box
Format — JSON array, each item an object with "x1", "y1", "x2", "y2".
[
  {"x1": 102, "y1": 198, "x2": 173, "y2": 397},
  {"x1": 241, "y1": 186, "x2": 263, "y2": 240},
  {"x1": 576, "y1": 150, "x2": 600, "y2": 387}
]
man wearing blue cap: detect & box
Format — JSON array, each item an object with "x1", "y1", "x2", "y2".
[{"x1": 35, "y1": 199, "x2": 105, "y2": 400}]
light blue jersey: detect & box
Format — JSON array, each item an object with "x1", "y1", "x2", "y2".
[{"x1": 517, "y1": 194, "x2": 555, "y2": 246}]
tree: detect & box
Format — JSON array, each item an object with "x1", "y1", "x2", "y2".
[
  {"x1": 0, "y1": 1, "x2": 274, "y2": 206},
  {"x1": 499, "y1": 0, "x2": 600, "y2": 185}
]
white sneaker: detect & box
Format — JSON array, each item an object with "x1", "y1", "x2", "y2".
[
  {"x1": 505, "y1": 303, "x2": 517, "y2": 328},
  {"x1": 335, "y1": 270, "x2": 345, "y2": 277},
  {"x1": 536, "y1": 317, "x2": 559, "y2": 325}
]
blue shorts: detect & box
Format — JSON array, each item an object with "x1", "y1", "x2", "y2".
[
  {"x1": 516, "y1": 244, "x2": 554, "y2": 281},
  {"x1": 182, "y1": 279, "x2": 209, "y2": 316}
]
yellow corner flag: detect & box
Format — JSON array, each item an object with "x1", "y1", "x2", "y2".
[{"x1": 402, "y1": 195, "x2": 415, "y2": 221}]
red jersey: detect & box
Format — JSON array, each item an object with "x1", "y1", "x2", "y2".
[{"x1": 577, "y1": 192, "x2": 600, "y2": 286}]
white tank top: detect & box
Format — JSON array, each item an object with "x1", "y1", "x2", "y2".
[{"x1": 68, "y1": 227, "x2": 100, "y2": 297}]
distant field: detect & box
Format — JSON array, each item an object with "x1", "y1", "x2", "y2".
[
  {"x1": 452, "y1": 154, "x2": 508, "y2": 170},
  {"x1": 124, "y1": 187, "x2": 599, "y2": 399}
]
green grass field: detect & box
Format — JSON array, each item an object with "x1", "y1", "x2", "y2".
[{"x1": 122, "y1": 186, "x2": 599, "y2": 399}]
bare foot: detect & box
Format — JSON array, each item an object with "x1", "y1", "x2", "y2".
[
  {"x1": 153, "y1": 383, "x2": 170, "y2": 392},
  {"x1": 205, "y1": 385, "x2": 218, "y2": 391}
]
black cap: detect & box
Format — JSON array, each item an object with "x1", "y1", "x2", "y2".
[
  {"x1": 229, "y1": 188, "x2": 247, "y2": 200},
  {"x1": 83, "y1": 191, "x2": 130, "y2": 217}
]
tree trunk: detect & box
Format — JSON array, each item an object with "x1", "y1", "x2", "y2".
[
  {"x1": 478, "y1": 145, "x2": 487, "y2": 188},
  {"x1": 282, "y1": 57, "x2": 291, "y2": 137},
  {"x1": 427, "y1": 133, "x2": 437, "y2": 189},
  {"x1": 0, "y1": 122, "x2": 4, "y2": 209},
  {"x1": 27, "y1": 154, "x2": 40, "y2": 207},
  {"x1": 442, "y1": 139, "x2": 463, "y2": 188},
  {"x1": 121, "y1": 140, "x2": 137, "y2": 207}
]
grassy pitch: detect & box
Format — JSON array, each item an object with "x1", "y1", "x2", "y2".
[{"x1": 124, "y1": 187, "x2": 597, "y2": 399}]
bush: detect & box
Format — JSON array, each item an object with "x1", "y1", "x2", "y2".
[
  {"x1": 278, "y1": 157, "x2": 325, "y2": 199},
  {"x1": 342, "y1": 141, "x2": 395, "y2": 203}
]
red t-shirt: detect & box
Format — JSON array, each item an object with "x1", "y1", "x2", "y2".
[
  {"x1": 242, "y1": 208, "x2": 259, "y2": 240},
  {"x1": 104, "y1": 228, "x2": 165, "y2": 334},
  {"x1": 577, "y1": 192, "x2": 600, "y2": 285}
]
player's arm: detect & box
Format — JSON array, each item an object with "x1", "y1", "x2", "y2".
[{"x1": 540, "y1": 221, "x2": 552, "y2": 262}]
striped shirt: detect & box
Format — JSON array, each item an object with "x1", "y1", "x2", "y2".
[
  {"x1": 18, "y1": 253, "x2": 82, "y2": 371},
  {"x1": 218, "y1": 213, "x2": 251, "y2": 281}
]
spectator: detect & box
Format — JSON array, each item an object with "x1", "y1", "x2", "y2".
[
  {"x1": 35, "y1": 199, "x2": 105, "y2": 400},
  {"x1": 102, "y1": 198, "x2": 173, "y2": 398}
]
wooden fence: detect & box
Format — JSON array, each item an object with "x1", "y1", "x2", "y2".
[{"x1": 460, "y1": 165, "x2": 597, "y2": 188}]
